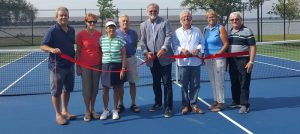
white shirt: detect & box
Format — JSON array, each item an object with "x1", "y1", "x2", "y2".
[{"x1": 172, "y1": 26, "x2": 205, "y2": 66}]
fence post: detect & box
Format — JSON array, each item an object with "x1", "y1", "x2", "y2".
[
  {"x1": 31, "y1": 14, "x2": 34, "y2": 45},
  {"x1": 257, "y1": 3, "x2": 260, "y2": 42},
  {"x1": 140, "y1": 8, "x2": 143, "y2": 23},
  {"x1": 260, "y1": 1, "x2": 263, "y2": 42},
  {"x1": 242, "y1": 3, "x2": 245, "y2": 24},
  {"x1": 116, "y1": 8, "x2": 119, "y2": 25},
  {"x1": 283, "y1": 0, "x2": 286, "y2": 40},
  {"x1": 167, "y1": 8, "x2": 168, "y2": 19}
]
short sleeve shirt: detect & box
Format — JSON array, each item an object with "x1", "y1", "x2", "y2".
[
  {"x1": 228, "y1": 25, "x2": 256, "y2": 55},
  {"x1": 76, "y1": 30, "x2": 102, "y2": 66},
  {"x1": 116, "y1": 28, "x2": 137, "y2": 56},
  {"x1": 41, "y1": 23, "x2": 75, "y2": 70},
  {"x1": 100, "y1": 35, "x2": 126, "y2": 63}
]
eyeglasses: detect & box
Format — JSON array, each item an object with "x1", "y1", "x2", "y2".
[
  {"x1": 87, "y1": 21, "x2": 97, "y2": 24},
  {"x1": 230, "y1": 18, "x2": 240, "y2": 22}
]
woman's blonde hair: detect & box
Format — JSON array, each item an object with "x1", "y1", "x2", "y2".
[{"x1": 206, "y1": 9, "x2": 217, "y2": 18}]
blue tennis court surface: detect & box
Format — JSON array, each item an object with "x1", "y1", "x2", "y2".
[
  {"x1": 0, "y1": 49, "x2": 300, "y2": 133},
  {"x1": 0, "y1": 77, "x2": 299, "y2": 134}
]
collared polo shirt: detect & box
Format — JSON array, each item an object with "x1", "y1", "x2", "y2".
[
  {"x1": 116, "y1": 28, "x2": 137, "y2": 57},
  {"x1": 41, "y1": 23, "x2": 75, "y2": 70},
  {"x1": 204, "y1": 23, "x2": 223, "y2": 55},
  {"x1": 228, "y1": 25, "x2": 256, "y2": 56}
]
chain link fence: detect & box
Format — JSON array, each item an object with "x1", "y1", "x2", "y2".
[{"x1": 1, "y1": 6, "x2": 300, "y2": 47}]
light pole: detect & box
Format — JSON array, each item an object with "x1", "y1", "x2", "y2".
[
  {"x1": 257, "y1": 0, "x2": 260, "y2": 41},
  {"x1": 284, "y1": 0, "x2": 286, "y2": 40}
]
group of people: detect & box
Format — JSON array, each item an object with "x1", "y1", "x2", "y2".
[{"x1": 40, "y1": 3, "x2": 256, "y2": 125}]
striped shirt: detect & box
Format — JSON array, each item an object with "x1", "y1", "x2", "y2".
[
  {"x1": 100, "y1": 35, "x2": 126, "y2": 63},
  {"x1": 228, "y1": 25, "x2": 256, "y2": 56}
]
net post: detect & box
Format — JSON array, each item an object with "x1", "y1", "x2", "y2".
[{"x1": 175, "y1": 60, "x2": 179, "y2": 84}]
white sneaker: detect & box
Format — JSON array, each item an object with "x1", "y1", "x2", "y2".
[
  {"x1": 112, "y1": 110, "x2": 119, "y2": 120},
  {"x1": 239, "y1": 106, "x2": 250, "y2": 114},
  {"x1": 83, "y1": 112, "x2": 91, "y2": 122},
  {"x1": 100, "y1": 109, "x2": 110, "y2": 120}
]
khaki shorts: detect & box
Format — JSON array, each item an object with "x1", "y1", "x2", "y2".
[
  {"x1": 126, "y1": 56, "x2": 138, "y2": 83},
  {"x1": 50, "y1": 66, "x2": 74, "y2": 96}
]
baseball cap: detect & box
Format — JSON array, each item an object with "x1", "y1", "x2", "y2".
[{"x1": 105, "y1": 21, "x2": 116, "y2": 27}]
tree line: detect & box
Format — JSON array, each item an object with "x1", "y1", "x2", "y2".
[
  {"x1": 1, "y1": 0, "x2": 299, "y2": 30},
  {"x1": 0, "y1": 0, "x2": 37, "y2": 26}
]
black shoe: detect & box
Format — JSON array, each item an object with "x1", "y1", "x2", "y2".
[
  {"x1": 117, "y1": 105, "x2": 125, "y2": 113},
  {"x1": 164, "y1": 108, "x2": 172, "y2": 118},
  {"x1": 130, "y1": 104, "x2": 141, "y2": 113},
  {"x1": 149, "y1": 104, "x2": 162, "y2": 112},
  {"x1": 227, "y1": 102, "x2": 241, "y2": 109}
]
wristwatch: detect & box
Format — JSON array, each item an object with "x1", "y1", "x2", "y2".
[{"x1": 249, "y1": 61, "x2": 254, "y2": 64}]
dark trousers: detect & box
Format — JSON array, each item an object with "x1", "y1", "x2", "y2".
[
  {"x1": 228, "y1": 57, "x2": 251, "y2": 107},
  {"x1": 150, "y1": 58, "x2": 173, "y2": 109}
]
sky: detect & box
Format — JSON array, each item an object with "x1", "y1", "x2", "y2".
[{"x1": 25, "y1": 0, "x2": 277, "y2": 18}]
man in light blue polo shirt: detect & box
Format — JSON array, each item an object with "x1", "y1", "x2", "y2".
[
  {"x1": 116, "y1": 14, "x2": 141, "y2": 113},
  {"x1": 40, "y1": 7, "x2": 76, "y2": 125}
]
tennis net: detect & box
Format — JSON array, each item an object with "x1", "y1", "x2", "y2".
[{"x1": 0, "y1": 40, "x2": 299, "y2": 96}]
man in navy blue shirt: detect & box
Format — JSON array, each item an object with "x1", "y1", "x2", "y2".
[
  {"x1": 116, "y1": 14, "x2": 141, "y2": 113},
  {"x1": 40, "y1": 7, "x2": 76, "y2": 125}
]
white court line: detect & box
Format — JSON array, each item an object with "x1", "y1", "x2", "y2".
[
  {"x1": 255, "y1": 61, "x2": 300, "y2": 72},
  {"x1": 137, "y1": 56, "x2": 145, "y2": 62},
  {"x1": 174, "y1": 82, "x2": 254, "y2": 134},
  {"x1": 0, "y1": 58, "x2": 47, "y2": 95},
  {"x1": 257, "y1": 54, "x2": 300, "y2": 63},
  {"x1": 0, "y1": 53, "x2": 32, "y2": 69}
]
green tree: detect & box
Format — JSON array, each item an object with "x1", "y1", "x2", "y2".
[
  {"x1": 268, "y1": 0, "x2": 300, "y2": 33},
  {"x1": 97, "y1": 0, "x2": 118, "y2": 24},
  {"x1": 181, "y1": 0, "x2": 265, "y2": 25},
  {"x1": 0, "y1": 0, "x2": 37, "y2": 25}
]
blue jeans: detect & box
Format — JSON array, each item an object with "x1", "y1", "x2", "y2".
[{"x1": 179, "y1": 66, "x2": 200, "y2": 107}]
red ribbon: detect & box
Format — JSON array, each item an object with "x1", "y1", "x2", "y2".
[
  {"x1": 165, "y1": 51, "x2": 249, "y2": 60},
  {"x1": 60, "y1": 53, "x2": 154, "y2": 72},
  {"x1": 60, "y1": 51, "x2": 248, "y2": 72}
]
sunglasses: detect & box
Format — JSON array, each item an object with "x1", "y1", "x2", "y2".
[
  {"x1": 149, "y1": 10, "x2": 157, "y2": 13},
  {"x1": 230, "y1": 18, "x2": 240, "y2": 22},
  {"x1": 87, "y1": 21, "x2": 97, "y2": 24}
]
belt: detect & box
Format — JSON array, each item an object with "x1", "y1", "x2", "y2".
[{"x1": 126, "y1": 55, "x2": 134, "y2": 58}]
